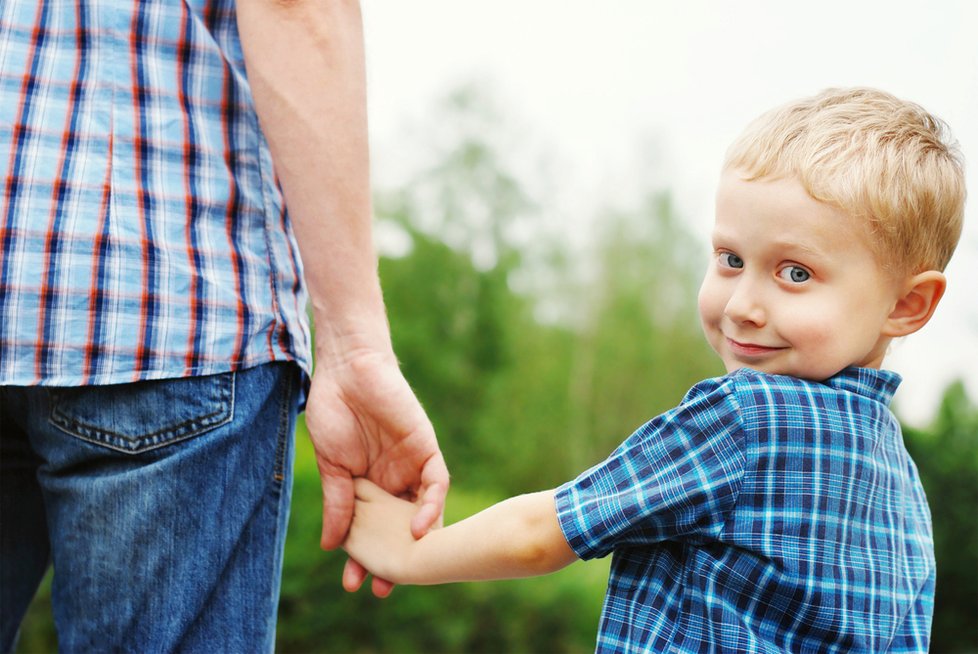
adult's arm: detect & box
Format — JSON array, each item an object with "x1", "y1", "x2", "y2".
[{"x1": 236, "y1": 0, "x2": 449, "y2": 592}]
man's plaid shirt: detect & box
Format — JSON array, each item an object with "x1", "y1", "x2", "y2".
[
  {"x1": 0, "y1": 0, "x2": 311, "y2": 386},
  {"x1": 556, "y1": 367, "x2": 934, "y2": 653}
]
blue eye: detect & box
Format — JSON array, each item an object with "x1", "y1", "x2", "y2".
[
  {"x1": 778, "y1": 265, "x2": 810, "y2": 283},
  {"x1": 719, "y1": 252, "x2": 743, "y2": 269}
]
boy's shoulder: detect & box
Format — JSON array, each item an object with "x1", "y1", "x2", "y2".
[{"x1": 672, "y1": 367, "x2": 904, "y2": 468}]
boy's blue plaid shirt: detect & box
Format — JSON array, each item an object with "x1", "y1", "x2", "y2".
[
  {"x1": 556, "y1": 367, "x2": 934, "y2": 653},
  {"x1": 0, "y1": 0, "x2": 311, "y2": 386}
]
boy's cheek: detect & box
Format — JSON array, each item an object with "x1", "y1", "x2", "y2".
[
  {"x1": 696, "y1": 275, "x2": 714, "y2": 318},
  {"x1": 696, "y1": 290, "x2": 723, "y2": 343}
]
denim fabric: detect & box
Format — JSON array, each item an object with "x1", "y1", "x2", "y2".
[{"x1": 1, "y1": 362, "x2": 300, "y2": 653}]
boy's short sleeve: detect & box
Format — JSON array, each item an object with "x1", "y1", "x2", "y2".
[{"x1": 555, "y1": 377, "x2": 747, "y2": 560}]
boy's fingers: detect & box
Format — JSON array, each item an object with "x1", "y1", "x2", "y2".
[
  {"x1": 372, "y1": 576, "x2": 395, "y2": 598},
  {"x1": 342, "y1": 535, "x2": 396, "y2": 598},
  {"x1": 353, "y1": 477, "x2": 383, "y2": 500},
  {"x1": 342, "y1": 558, "x2": 367, "y2": 593}
]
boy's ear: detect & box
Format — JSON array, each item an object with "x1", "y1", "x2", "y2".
[{"x1": 882, "y1": 271, "x2": 946, "y2": 338}]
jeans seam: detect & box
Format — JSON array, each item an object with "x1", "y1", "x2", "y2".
[
  {"x1": 272, "y1": 366, "x2": 295, "y2": 483},
  {"x1": 264, "y1": 366, "x2": 296, "y2": 652}
]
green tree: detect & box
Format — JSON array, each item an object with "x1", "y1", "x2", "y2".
[
  {"x1": 903, "y1": 381, "x2": 978, "y2": 653},
  {"x1": 469, "y1": 191, "x2": 722, "y2": 494},
  {"x1": 377, "y1": 196, "x2": 525, "y2": 483},
  {"x1": 277, "y1": 430, "x2": 607, "y2": 654},
  {"x1": 372, "y1": 84, "x2": 720, "y2": 496},
  {"x1": 563, "y1": 193, "x2": 721, "y2": 470}
]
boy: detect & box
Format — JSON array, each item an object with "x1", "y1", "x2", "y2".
[{"x1": 342, "y1": 88, "x2": 965, "y2": 652}]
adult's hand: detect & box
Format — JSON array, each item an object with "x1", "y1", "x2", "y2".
[
  {"x1": 237, "y1": 0, "x2": 449, "y2": 594},
  {"x1": 306, "y1": 342, "x2": 448, "y2": 596}
]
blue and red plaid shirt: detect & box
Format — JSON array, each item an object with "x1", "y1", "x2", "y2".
[
  {"x1": 556, "y1": 367, "x2": 934, "y2": 653},
  {"x1": 0, "y1": 0, "x2": 311, "y2": 386}
]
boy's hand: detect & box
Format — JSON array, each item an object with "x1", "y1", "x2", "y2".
[
  {"x1": 342, "y1": 478, "x2": 425, "y2": 589},
  {"x1": 343, "y1": 480, "x2": 578, "y2": 590}
]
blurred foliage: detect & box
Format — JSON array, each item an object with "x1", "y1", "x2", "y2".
[
  {"x1": 276, "y1": 428, "x2": 609, "y2": 654},
  {"x1": 14, "y1": 86, "x2": 978, "y2": 653},
  {"x1": 375, "y1": 187, "x2": 720, "y2": 495},
  {"x1": 12, "y1": 571, "x2": 54, "y2": 653},
  {"x1": 903, "y1": 382, "x2": 978, "y2": 653}
]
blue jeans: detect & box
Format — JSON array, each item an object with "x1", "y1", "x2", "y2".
[{"x1": 1, "y1": 362, "x2": 300, "y2": 653}]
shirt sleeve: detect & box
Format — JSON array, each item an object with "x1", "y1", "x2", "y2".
[{"x1": 555, "y1": 377, "x2": 747, "y2": 560}]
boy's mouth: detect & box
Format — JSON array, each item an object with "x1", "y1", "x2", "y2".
[{"x1": 726, "y1": 337, "x2": 787, "y2": 358}]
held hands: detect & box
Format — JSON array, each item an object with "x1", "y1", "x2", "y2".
[
  {"x1": 304, "y1": 344, "x2": 448, "y2": 596},
  {"x1": 342, "y1": 478, "x2": 423, "y2": 586},
  {"x1": 342, "y1": 481, "x2": 579, "y2": 588}
]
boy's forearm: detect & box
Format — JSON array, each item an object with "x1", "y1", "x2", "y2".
[{"x1": 399, "y1": 490, "x2": 578, "y2": 585}]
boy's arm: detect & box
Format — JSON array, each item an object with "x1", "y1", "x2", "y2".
[{"x1": 342, "y1": 479, "x2": 579, "y2": 588}]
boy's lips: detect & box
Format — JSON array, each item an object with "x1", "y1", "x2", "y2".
[{"x1": 726, "y1": 337, "x2": 786, "y2": 357}]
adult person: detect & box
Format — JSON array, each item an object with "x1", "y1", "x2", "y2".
[{"x1": 0, "y1": 0, "x2": 448, "y2": 651}]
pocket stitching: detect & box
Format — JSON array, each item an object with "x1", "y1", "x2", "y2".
[{"x1": 48, "y1": 374, "x2": 236, "y2": 455}]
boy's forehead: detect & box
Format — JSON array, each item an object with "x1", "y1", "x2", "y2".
[
  {"x1": 716, "y1": 169, "x2": 821, "y2": 209},
  {"x1": 712, "y1": 171, "x2": 879, "y2": 258},
  {"x1": 710, "y1": 223, "x2": 828, "y2": 255},
  {"x1": 716, "y1": 171, "x2": 851, "y2": 224}
]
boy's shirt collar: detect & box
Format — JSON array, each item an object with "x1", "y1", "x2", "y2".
[
  {"x1": 825, "y1": 366, "x2": 902, "y2": 405},
  {"x1": 730, "y1": 366, "x2": 902, "y2": 406}
]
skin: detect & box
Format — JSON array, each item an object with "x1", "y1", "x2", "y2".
[
  {"x1": 698, "y1": 170, "x2": 944, "y2": 380},
  {"x1": 237, "y1": 0, "x2": 450, "y2": 597},
  {"x1": 341, "y1": 169, "x2": 947, "y2": 592},
  {"x1": 343, "y1": 480, "x2": 577, "y2": 587}
]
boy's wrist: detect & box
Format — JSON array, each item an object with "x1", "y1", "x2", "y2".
[
  {"x1": 394, "y1": 542, "x2": 423, "y2": 585},
  {"x1": 394, "y1": 529, "x2": 440, "y2": 585}
]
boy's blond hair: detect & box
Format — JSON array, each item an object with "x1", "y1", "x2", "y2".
[{"x1": 724, "y1": 87, "x2": 966, "y2": 275}]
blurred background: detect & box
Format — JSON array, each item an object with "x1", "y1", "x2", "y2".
[{"x1": 17, "y1": 1, "x2": 978, "y2": 652}]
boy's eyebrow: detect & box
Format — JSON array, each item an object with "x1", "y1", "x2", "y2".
[
  {"x1": 771, "y1": 239, "x2": 828, "y2": 258},
  {"x1": 710, "y1": 229, "x2": 830, "y2": 259},
  {"x1": 709, "y1": 228, "x2": 736, "y2": 246}
]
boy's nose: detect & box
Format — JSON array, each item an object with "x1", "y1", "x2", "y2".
[{"x1": 724, "y1": 279, "x2": 766, "y2": 327}]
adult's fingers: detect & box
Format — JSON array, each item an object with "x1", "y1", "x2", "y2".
[
  {"x1": 319, "y1": 466, "x2": 354, "y2": 550},
  {"x1": 410, "y1": 456, "x2": 450, "y2": 539}
]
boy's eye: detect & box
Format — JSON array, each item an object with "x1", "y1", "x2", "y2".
[
  {"x1": 777, "y1": 265, "x2": 811, "y2": 283},
  {"x1": 718, "y1": 252, "x2": 743, "y2": 269}
]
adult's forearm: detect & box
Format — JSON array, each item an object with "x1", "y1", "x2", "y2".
[
  {"x1": 402, "y1": 491, "x2": 578, "y2": 585},
  {"x1": 237, "y1": 0, "x2": 389, "y2": 355}
]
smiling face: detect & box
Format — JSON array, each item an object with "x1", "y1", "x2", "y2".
[{"x1": 698, "y1": 171, "x2": 904, "y2": 381}]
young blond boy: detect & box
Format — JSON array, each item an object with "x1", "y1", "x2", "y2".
[{"x1": 342, "y1": 88, "x2": 965, "y2": 652}]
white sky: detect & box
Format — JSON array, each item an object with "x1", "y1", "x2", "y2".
[{"x1": 361, "y1": 0, "x2": 978, "y2": 426}]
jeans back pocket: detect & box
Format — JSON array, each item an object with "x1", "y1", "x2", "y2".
[{"x1": 49, "y1": 372, "x2": 235, "y2": 454}]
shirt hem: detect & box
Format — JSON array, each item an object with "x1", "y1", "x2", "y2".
[{"x1": 0, "y1": 351, "x2": 313, "y2": 389}]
